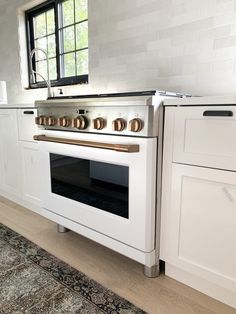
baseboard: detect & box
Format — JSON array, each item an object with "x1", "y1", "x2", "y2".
[
  {"x1": 0, "y1": 190, "x2": 42, "y2": 218},
  {"x1": 165, "y1": 263, "x2": 236, "y2": 309}
]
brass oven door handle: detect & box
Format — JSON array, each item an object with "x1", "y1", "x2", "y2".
[{"x1": 33, "y1": 135, "x2": 139, "y2": 153}]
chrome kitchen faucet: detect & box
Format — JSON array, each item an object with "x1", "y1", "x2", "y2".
[{"x1": 30, "y1": 48, "x2": 52, "y2": 98}]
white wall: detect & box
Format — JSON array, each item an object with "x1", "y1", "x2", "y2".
[{"x1": 1, "y1": 0, "x2": 236, "y2": 104}]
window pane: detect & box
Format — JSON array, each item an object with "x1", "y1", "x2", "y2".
[
  {"x1": 76, "y1": 21, "x2": 88, "y2": 50},
  {"x1": 34, "y1": 13, "x2": 46, "y2": 38},
  {"x1": 49, "y1": 58, "x2": 57, "y2": 80},
  {"x1": 28, "y1": 0, "x2": 88, "y2": 86},
  {"x1": 76, "y1": 49, "x2": 88, "y2": 75},
  {"x1": 62, "y1": 0, "x2": 74, "y2": 27},
  {"x1": 63, "y1": 26, "x2": 75, "y2": 53},
  {"x1": 36, "y1": 60, "x2": 47, "y2": 82},
  {"x1": 64, "y1": 53, "x2": 76, "y2": 77},
  {"x1": 48, "y1": 35, "x2": 56, "y2": 58},
  {"x1": 47, "y1": 9, "x2": 55, "y2": 34},
  {"x1": 75, "y1": 0, "x2": 88, "y2": 22},
  {"x1": 34, "y1": 37, "x2": 47, "y2": 60}
]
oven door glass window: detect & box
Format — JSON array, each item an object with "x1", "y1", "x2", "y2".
[{"x1": 50, "y1": 154, "x2": 129, "y2": 219}]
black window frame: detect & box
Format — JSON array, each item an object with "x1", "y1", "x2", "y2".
[{"x1": 25, "y1": 0, "x2": 88, "y2": 89}]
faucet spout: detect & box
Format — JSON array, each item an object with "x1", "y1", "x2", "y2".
[{"x1": 30, "y1": 48, "x2": 53, "y2": 98}]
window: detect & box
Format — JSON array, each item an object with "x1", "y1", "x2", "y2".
[{"x1": 26, "y1": 0, "x2": 88, "y2": 88}]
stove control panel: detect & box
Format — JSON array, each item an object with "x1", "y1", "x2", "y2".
[{"x1": 35, "y1": 105, "x2": 154, "y2": 137}]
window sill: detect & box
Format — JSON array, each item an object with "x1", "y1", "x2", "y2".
[{"x1": 25, "y1": 75, "x2": 88, "y2": 90}]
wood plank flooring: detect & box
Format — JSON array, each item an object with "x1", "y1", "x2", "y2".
[{"x1": 0, "y1": 196, "x2": 235, "y2": 314}]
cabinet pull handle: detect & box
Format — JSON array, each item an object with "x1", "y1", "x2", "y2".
[
  {"x1": 23, "y1": 110, "x2": 34, "y2": 115},
  {"x1": 203, "y1": 110, "x2": 233, "y2": 117}
]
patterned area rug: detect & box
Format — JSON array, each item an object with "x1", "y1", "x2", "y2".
[{"x1": 0, "y1": 223, "x2": 145, "y2": 313}]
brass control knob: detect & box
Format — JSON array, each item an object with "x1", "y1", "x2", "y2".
[
  {"x1": 58, "y1": 116, "x2": 71, "y2": 127},
  {"x1": 129, "y1": 118, "x2": 143, "y2": 132},
  {"x1": 45, "y1": 116, "x2": 56, "y2": 126},
  {"x1": 73, "y1": 115, "x2": 88, "y2": 130},
  {"x1": 35, "y1": 115, "x2": 46, "y2": 126},
  {"x1": 112, "y1": 118, "x2": 126, "y2": 132},
  {"x1": 93, "y1": 117, "x2": 106, "y2": 130}
]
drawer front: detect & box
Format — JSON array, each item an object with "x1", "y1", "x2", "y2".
[
  {"x1": 173, "y1": 106, "x2": 236, "y2": 171},
  {"x1": 18, "y1": 108, "x2": 38, "y2": 142}
]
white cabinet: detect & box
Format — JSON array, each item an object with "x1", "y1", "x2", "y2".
[
  {"x1": 161, "y1": 106, "x2": 236, "y2": 308},
  {"x1": 0, "y1": 109, "x2": 20, "y2": 195},
  {"x1": 169, "y1": 163, "x2": 236, "y2": 289},
  {"x1": 17, "y1": 109, "x2": 41, "y2": 206},
  {"x1": 0, "y1": 107, "x2": 41, "y2": 208},
  {"x1": 20, "y1": 142, "x2": 41, "y2": 205},
  {"x1": 18, "y1": 108, "x2": 38, "y2": 142},
  {"x1": 172, "y1": 106, "x2": 236, "y2": 171}
]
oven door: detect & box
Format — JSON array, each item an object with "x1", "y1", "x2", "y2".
[{"x1": 38, "y1": 131, "x2": 157, "y2": 252}]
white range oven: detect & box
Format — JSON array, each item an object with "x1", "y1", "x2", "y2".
[{"x1": 34, "y1": 90, "x2": 186, "y2": 277}]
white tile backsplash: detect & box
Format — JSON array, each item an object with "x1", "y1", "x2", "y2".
[{"x1": 1, "y1": 0, "x2": 236, "y2": 105}]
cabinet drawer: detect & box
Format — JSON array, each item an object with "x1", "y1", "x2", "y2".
[
  {"x1": 18, "y1": 108, "x2": 38, "y2": 142},
  {"x1": 173, "y1": 106, "x2": 236, "y2": 171}
]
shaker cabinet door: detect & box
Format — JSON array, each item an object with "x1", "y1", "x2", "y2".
[
  {"x1": 20, "y1": 142, "x2": 41, "y2": 205},
  {"x1": 168, "y1": 163, "x2": 236, "y2": 292},
  {"x1": 0, "y1": 109, "x2": 20, "y2": 195}
]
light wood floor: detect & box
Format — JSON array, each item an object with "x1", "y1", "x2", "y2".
[{"x1": 0, "y1": 196, "x2": 235, "y2": 314}]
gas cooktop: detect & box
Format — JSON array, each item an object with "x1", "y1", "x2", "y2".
[{"x1": 35, "y1": 90, "x2": 190, "y2": 137}]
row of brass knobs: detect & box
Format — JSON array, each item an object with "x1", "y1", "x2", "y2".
[
  {"x1": 36, "y1": 115, "x2": 88, "y2": 129},
  {"x1": 36, "y1": 116, "x2": 143, "y2": 132}
]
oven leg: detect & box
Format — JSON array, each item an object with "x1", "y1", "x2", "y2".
[
  {"x1": 57, "y1": 224, "x2": 70, "y2": 233},
  {"x1": 143, "y1": 264, "x2": 160, "y2": 278}
]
